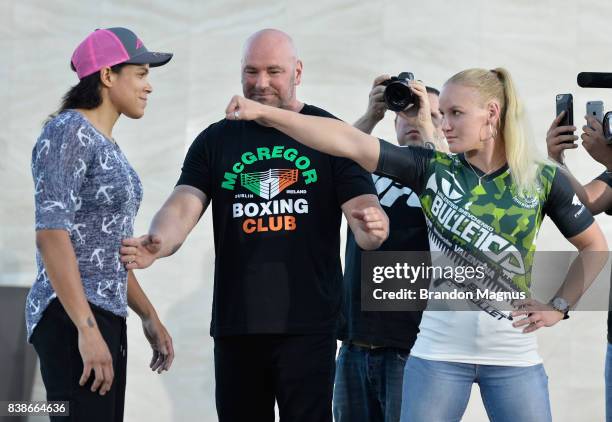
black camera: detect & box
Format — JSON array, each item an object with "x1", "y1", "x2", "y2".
[{"x1": 380, "y1": 72, "x2": 416, "y2": 112}]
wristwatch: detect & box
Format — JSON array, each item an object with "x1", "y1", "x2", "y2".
[
  {"x1": 424, "y1": 141, "x2": 436, "y2": 150},
  {"x1": 549, "y1": 297, "x2": 570, "y2": 320}
]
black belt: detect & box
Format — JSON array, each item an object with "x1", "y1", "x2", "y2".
[{"x1": 346, "y1": 340, "x2": 386, "y2": 350}]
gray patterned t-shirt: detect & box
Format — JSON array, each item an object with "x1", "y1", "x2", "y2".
[{"x1": 26, "y1": 110, "x2": 143, "y2": 341}]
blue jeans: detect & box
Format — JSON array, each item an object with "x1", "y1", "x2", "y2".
[
  {"x1": 333, "y1": 343, "x2": 409, "y2": 422},
  {"x1": 605, "y1": 343, "x2": 612, "y2": 422},
  {"x1": 400, "y1": 356, "x2": 551, "y2": 422}
]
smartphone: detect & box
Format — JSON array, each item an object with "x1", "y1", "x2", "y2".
[
  {"x1": 586, "y1": 100, "x2": 604, "y2": 123},
  {"x1": 555, "y1": 94, "x2": 574, "y2": 138}
]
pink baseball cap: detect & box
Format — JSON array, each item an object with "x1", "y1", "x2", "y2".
[{"x1": 70, "y1": 27, "x2": 173, "y2": 79}]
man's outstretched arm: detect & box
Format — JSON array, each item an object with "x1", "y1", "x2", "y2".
[
  {"x1": 342, "y1": 193, "x2": 389, "y2": 251},
  {"x1": 121, "y1": 185, "x2": 210, "y2": 269}
]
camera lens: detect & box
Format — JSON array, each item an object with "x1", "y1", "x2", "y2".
[{"x1": 384, "y1": 82, "x2": 415, "y2": 112}]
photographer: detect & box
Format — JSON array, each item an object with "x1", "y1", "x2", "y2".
[
  {"x1": 547, "y1": 111, "x2": 612, "y2": 420},
  {"x1": 354, "y1": 74, "x2": 448, "y2": 151},
  {"x1": 333, "y1": 74, "x2": 445, "y2": 422}
]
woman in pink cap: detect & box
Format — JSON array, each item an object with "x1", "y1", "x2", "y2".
[{"x1": 26, "y1": 27, "x2": 173, "y2": 421}]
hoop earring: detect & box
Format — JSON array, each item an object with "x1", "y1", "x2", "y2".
[
  {"x1": 479, "y1": 123, "x2": 496, "y2": 143},
  {"x1": 489, "y1": 123, "x2": 497, "y2": 140}
]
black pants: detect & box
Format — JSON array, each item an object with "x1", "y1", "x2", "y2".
[
  {"x1": 30, "y1": 299, "x2": 127, "y2": 422},
  {"x1": 214, "y1": 334, "x2": 336, "y2": 422}
]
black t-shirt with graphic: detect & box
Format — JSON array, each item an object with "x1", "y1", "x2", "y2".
[
  {"x1": 338, "y1": 169, "x2": 428, "y2": 350},
  {"x1": 596, "y1": 172, "x2": 612, "y2": 343},
  {"x1": 177, "y1": 104, "x2": 376, "y2": 338}
]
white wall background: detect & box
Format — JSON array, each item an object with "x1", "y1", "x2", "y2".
[{"x1": 2, "y1": 0, "x2": 612, "y2": 420}]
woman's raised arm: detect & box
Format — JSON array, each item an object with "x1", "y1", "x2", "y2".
[{"x1": 226, "y1": 95, "x2": 381, "y2": 172}]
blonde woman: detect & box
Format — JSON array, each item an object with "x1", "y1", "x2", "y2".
[{"x1": 223, "y1": 68, "x2": 607, "y2": 421}]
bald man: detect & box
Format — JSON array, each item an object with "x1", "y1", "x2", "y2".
[{"x1": 120, "y1": 29, "x2": 387, "y2": 421}]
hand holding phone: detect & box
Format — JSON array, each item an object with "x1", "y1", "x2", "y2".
[
  {"x1": 582, "y1": 112, "x2": 612, "y2": 164},
  {"x1": 547, "y1": 95, "x2": 578, "y2": 163},
  {"x1": 586, "y1": 101, "x2": 604, "y2": 125},
  {"x1": 555, "y1": 94, "x2": 574, "y2": 136}
]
